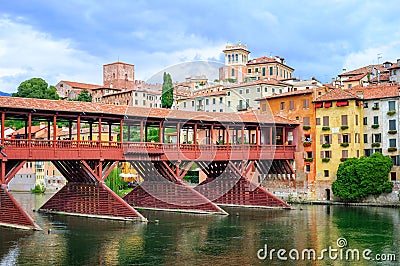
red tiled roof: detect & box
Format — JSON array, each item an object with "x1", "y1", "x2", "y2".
[
  {"x1": 314, "y1": 88, "x2": 359, "y2": 102},
  {"x1": 338, "y1": 64, "x2": 390, "y2": 77},
  {"x1": 344, "y1": 73, "x2": 367, "y2": 82},
  {"x1": 13, "y1": 125, "x2": 46, "y2": 135},
  {"x1": 0, "y1": 96, "x2": 295, "y2": 125},
  {"x1": 347, "y1": 84, "x2": 400, "y2": 100},
  {"x1": 182, "y1": 90, "x2": 226, "y2": 99},
  {"x1": 61, "y1": 81, "x2": 102, "y2": 90},
  {"x1": 371, "y1": 73, "x2": 390, "y2": 82},
  {"x1": 247, "y1": 56, "x2": 277, "y2": 64},
  {"x1": 226, "y1": 79, "x2": 289, "y2": 89}
]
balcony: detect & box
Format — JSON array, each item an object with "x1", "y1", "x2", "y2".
[
  {"x1": 237, "y1": 103, "x2": 250, "y2": 111},
  {"x1": 197, "y1": 105, "x2": 205, "y2": 111}
]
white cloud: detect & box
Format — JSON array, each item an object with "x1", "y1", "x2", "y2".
[
  {"x1": 342, "y1": 41, "x2": 400, "y2": 71},
  {"x1": 0, "y1": 16, "x2": 103, "y2": 93}
]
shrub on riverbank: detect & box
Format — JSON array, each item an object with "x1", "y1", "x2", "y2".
[{"x1": 332, "y1": 152, "x2": 393, "y2": 202}]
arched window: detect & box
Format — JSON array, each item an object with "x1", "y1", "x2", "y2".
[
  {"x1": 231, "y1": 68, "x2": 235, "y2": 77},
  {"x1": 228, "y1": 55, "x2": 231, "y2": 62},
  {"x1": 236, "y1": 54, "x2": 238, "y2": 62}
]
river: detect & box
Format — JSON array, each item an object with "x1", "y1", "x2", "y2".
[{"x1": 0, "y1": 193, "x2": 399, "y2": 265}]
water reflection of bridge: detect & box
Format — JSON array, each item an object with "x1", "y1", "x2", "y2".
[{"x1": 0, "y1": 97, "x2": 297, "y2": 230}]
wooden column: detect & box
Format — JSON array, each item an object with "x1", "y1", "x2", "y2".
[
  {"x1": 270, "y1": 127, "x2": 273, "y2": 145},
  {"x1": 68, "y1": 120, "x2": 72, "y2": 140},
  {"x1": 226, "y1": 125, "x2": 230, "y2": 145},
  {"x1": 108, "y1": 123, "x2": 112, "y2": 141},
  {"x1": 98, "y1": 118, "x2": 102, "y2": 141},
  {"x1": 282, "y1": 126, "x2": 286, "y2": 145},
  {"x1": 256, "y1": 126, "x2": 260, "y2": 145},
  {"x1": 193, "y1": 123, "x2": 197, "y2": 144},
  {"x1": 210, "y1": 124, "x2": 214, "y2": 146},
  {"x1": 53, "y1": 115, "x2": 57, "y2": 141},
  {"x1": 159, "y1": 121, "x2": 163, "y2": 143},
  {"x1": 47, "y1": 120, "x2": 51, "y2": 140},
  {"x1": 1, "y1": 161, "x2": 5, "y2": 184},
  {"x1": 120, "y1": 120, "x2": 123, "y2": 143},
  {"x1": 127, "y1": 125, "x2": 131, "y2": 141},
  {"x1": 28, "y1": 113, "x2": 32, "y2": 141},
  {"x1": 177, "y1": 122, "x2": 181, "y2": 144},
  {"x1": 77, "y1": 116, "x2": 81, "y2": 143},
  {"x1": 1, "y1": 112, "x2": 5, "y2": 141},
  {"x1": 241, "y1": 125, "x2": 245, "y2": 145},
  {"x1": 140, "y1": 120, "x2": 144, "y2": 142},
  {"x1": 89, "y1": 122, "x2": 93, "y2": 141}
]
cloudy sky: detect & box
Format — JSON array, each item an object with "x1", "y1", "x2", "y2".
[{"x1": 1, "y1": 0, "x2": 399, "y2": 93}]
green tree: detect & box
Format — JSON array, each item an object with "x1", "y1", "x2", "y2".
[
  {"x1": 74, "y1": 89, "x2": 92, "y2": 102},
  {"x1": 332, "y1": 153, "x2": 393, "y2": 201},
  {"x1": 13, "y1": 78, "x2": 59, "y2": 100},
  {"x1": 161, "y1": 72, "x2": 173, "y2": 108}
]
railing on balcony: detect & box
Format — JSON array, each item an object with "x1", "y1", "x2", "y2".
[{"x1": 237, "y1": 103, "x2": 250, "y2": 111}]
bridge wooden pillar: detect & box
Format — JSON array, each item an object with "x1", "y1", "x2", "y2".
[
  {"x1": 120, "y1": 120, "x2": 123, "y2": 143},
  {"x1": 39, "y1": 160, "x2": 147, "y2": 222},
  {"x1": 123, "y1": 160, "x2": 227, "y2": 215},
  {"x1": 53, "y1": 115, "x2": 57, "y2": 141},
  {"x1": 193, "y1": 123, "x2": 197, "y2": 144},
  {"x1": 98, "y1": 117, "x2": 102, "y2": 141},
  {"x1": 159, "y1": 121, "x2": 163, "y2": 143},
  {"x1": 47, "y1": 120, "x2": 51, "y2": 140},
  {"x1": 28, "y1": 113, "x2": 32, "y2": 141},
  {"x1": 77, "y1": 116, "x2": 81, "y2": 143},
  {"x1": 108, "y1": 122, "x2": 112, "y2": 141}
]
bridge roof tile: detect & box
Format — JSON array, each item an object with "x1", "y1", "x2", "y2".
[{"x1": 0, "y1": 96, "x2": 296, "y2": 125}]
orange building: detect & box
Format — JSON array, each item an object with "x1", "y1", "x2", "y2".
[{"x1": 258, "y1": 88, "x2": 321, "y2": 199}]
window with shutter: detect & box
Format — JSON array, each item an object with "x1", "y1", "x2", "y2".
[
  {"x1": 341, "y1": 115, "x2": 348, "y2": 126},
  {"x1": 338, "y1": 134, "x2": 342, "y2": 144},
  {"x1": 323, "y1": 116, "x2": 329, "y2": 126},
  {"x1": 289, "y1": 101, "x2": 294, "y2": 110},
  {"x1": 316, "y1": 118, "x2": 321, "y2": 125},
  {"x1": 303, "y1": 117, "x2": 310, "y2": 126}
]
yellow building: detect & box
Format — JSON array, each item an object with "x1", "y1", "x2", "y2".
[{"x1": 314, "y1": 88, "x2": 363, "y2": 200}]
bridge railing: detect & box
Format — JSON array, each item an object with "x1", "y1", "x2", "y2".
[
  {"x1": 1, "y1": 138, "x2": 295, "y2": 154},
  {"x1": 1, "y1": 139, "x2": 122, "y2": 149}
]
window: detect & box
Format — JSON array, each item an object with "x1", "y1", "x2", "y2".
[
  {"x1": 341, "y1": 134, "x2": 350, "y2": 143},
  {"x1": 373, "y1": 133, "x2": 381, "y2": 143},
  {"x1": 235, "y1": 54, "x2": 238, "y2": 62},
  {"x1": 389, "y1": 101, "x2": 396, "y2": 111},
  {"x1": 323, "y1": 134, "x2": 331, "y2": 144},
  {"x1": 323, "y1": 116, "x2": 329, "y2": 127},
  {"x1": 255, "y1": 68, "x2": 259, "y2": 73},
  {"x1": 262, "y1": 67, "x2": 266, "y2": 76},
  {"x1": 228, "y1": 101, "x2": 231, "y2": 107},
  {"x1": 206, "y1": 99, "x2": 209, "y2": 105},
  {"x1": 262, "y1": 104, "x2": 266, "y2": 112},
  {"x1": 341, "y1": 115, "x2": 348, "y2": 126},
  {"x1": 220, "y1": 109, "x2": 223, "y2": 112},
  {"x1": 363, "y1": 102, "x2": 368, "y2": 108},
  {"x1": 389, "y1": 120, "x2": 396, "y2": 130},
  {"x1": 303, "y1": 117, "x2": 310, "y2": 126},
  {"x1": 363, "y1": 117, "x2": 368, "y2": 125},
  {"x1": 373, "y1": 116, "x2": 378, "y2": 124},
  {"x1": 303, "y1": 99, "x2": 309, "y2": 109},
  {"x1": 305, "y1": 165, "x2": 311, "y2": 172},
  {"x1": 231, "y1": 68, "x2": 235, "y2": 76},
  {"x1": 373, "y1": 102, "x2": 379, "y2": 109},
  {"x1": 316, "y1": 118, "x2": 321, "y2": 125},
  {"x1": 364, "y1": 134, "x2": 368, "y2": 143},
  {"x1": 257, "y1": 87, "x2": 260, "y2": 92},
  {"x1": 183, "y1": 102, "x2": 186, "y2": 108},
  {"x1": 239, "y1": 90, "x2": 243, "y2": 95},
  {"x1": 355, "y1": 115, "x2": 358, "y2": 126},
  {"x1": 389, "y1": 139, "x2": 396, "y2": 147},
  {"x1": 227, "y1": 91, "x2": 231, "y2": 96},
  {"x1": 289, "y1": 101, "x2": 294, "y2": 110},
  {"x1": 212, "y1": 98, "x2": 216, "y2": 105},
  {"x1": 280, "y1": 102, "x2": 285, "y2": 110},
  {"x1": 324, "y1": 170, "x2": 329, "y2": 177},
  {"x1": 364, "y1": 149, "x2": 372, "y2": 156},
  {"x1": 269, "y1": 66, "x2": 273, "y2": 75},
  {"x1": 391, "y1": 172, "x2": 397, "y2": 181},
  {"x1": 192, "y1": 101, "x2": 194, "y2": 107},
  {"x1": 324, "y1": 151, "x2": 332, "y2": 158},
  {"x1": 228, "y1": 55, "x2": 231, "y2": 62},
  {"x1": 246, "y1": 89, "x2": 249, "y2": 94},
  {"x1": 248, "y1": 68, "x2": 251, "y2": 73},
  {"x1": 143, "y1": 100, "x2": 146, "y2": 106},
  {"x1": 342, "y1": 150, "x2": 348, "y2": 158},
  {"x1": 219, "y1": 97, "x2": 223, "y2": 104},
  {"x1": 307, "y1": 151, "x2": 313, "y2": 158},
  {"x1": 264, "y1": 87, "x2": 268, "y2": 92}
]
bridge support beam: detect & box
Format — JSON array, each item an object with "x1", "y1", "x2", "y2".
[
  {"x1": 39, "y1": 160, "x2": 147, "y2": 222},
  {"x1": 194, "y1": 161, "x2": 290, "y2": 208},
  {"x1": 0, "y1": 160, "x2": 41, "y2": 230},
  {"x1": 123, "y1": 161, "x2": 227, "y2": 215}
]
